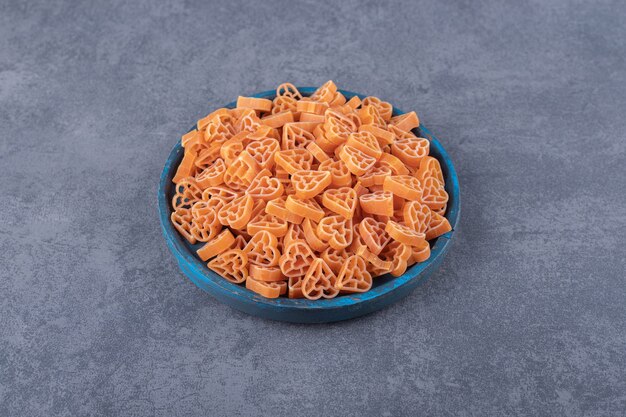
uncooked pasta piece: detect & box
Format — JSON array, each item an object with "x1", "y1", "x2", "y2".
[
  {"x1": 390, "y1": 111, "x2": 419, "y2": 131},
  {"x1": 244, "y1": 230, "x2": 280, "y2": 267},
  {"x1": 335, "y1": 255, "x2": 372, "y2": 293},
  {"x1": 249, "y1": 264, "x2": 284, "y2": 282},
  {"x1": 285, "y1": 195, "x2": 325, "y2": 223},
  {"x1": 316, "y1": 215, "x2": 353, "y2": 250},
  {"x1": 359, "y1": 217, "x2": 391, "y2": 256},
  {"x1": 237, "y1": 96, "x2": 273, "y2": 113},
  {"x1": 359, "y1": 191, "x2": 394, "y2": 217},
  {"x1": 383, "y1": 175, "x2": 423, "y2": 201},
  {"x1": 302, "y1": 259, "x2": 339, "y2": 300},
  {"x1": 279, "y1": 240, "x2": 316, "y2": 279},
  {"x1": 246, "y1": 277, "x2": 283, "y2": 298},
  {"x1": 208, "y1": 249, "x2": 248, "y2": 283},
  {"x1": 321, "y1": 187, "x2": 357, "y2": 219},
  {"x1": 385, "y1": 221, "x2": 426, "y2": 246},
  {"x1": 420, "y1": 177, "x2": 449, "y2": 210},
  {"x1": 197, "y1": 229, "x2": 235, "y2": 261}
]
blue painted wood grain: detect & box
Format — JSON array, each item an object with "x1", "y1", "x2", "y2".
[{"x1": 157, "y1": 88, "x2": 461, "y2": 323}]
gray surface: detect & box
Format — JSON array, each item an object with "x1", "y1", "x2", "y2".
[{"x1": 1, "y1": 0, "x2": 625, "y2": 416}]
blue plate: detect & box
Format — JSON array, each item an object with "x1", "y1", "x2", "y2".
[{"x1": 158, "y1": 88, "x2": 460, "y2": 323}]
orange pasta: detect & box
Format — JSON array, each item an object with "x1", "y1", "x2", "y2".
[
  {"x1": 280, "y1": 240, "x2": 316, "y2": 278},
  {"x1": 246, "y1": 277, "x2": 283, "y2": 298},
  {"x1": 359, "y1": 217, "x2": 390, "y2": 255},
  {"x1": 261, "y1": 111, "x2": 294, "y2": 128},
  {"x1": 302, "y1": 218, "x2": 329, "y2": 252},
  {"x1": 237, "y1": 96, "x2": 273, "y2": 113},
  {"x1": 321, "y1": 187, "x2": 357, "y2": 219},
  {"x1": 302, "y1": 258, "x2": 339, "y2": 300},
  {"x1": 359, "y1": 190, "x2": 394, "y2": 217},
  {"x1": 170, "y1": 81, "x2": 452, "y2": 299},
  {"x1": 197, "y1": 229, "x2": 235, "y2": 261},
  {"x1": 285, "y1": 195, "x2": 325, "y2": 223},
  {"x1": 390, "y1": 111, "x2": 419, "y2": 131},
  {"x1": 249, "y1": 264, "x2": 284, "y2": 282},
  {"x1": 291, "y1": 170, "x2": 332, "y2": 199},
  {"x1": 383, "y1": 175, "x2": 423, "y2": 201},
  {"x1": 208, "y1": 249, "x2": 248, "y2": 283},
  {"x1": 316, "y1": 215, "x2": 353, "y2": 250},
  {"x1": 336, "y1": 255, "x2": 372, "y2": 293}
]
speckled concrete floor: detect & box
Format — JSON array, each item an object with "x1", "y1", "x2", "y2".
[{"x1": 1, "y1": 1, "x2": 625, "y2": 416}]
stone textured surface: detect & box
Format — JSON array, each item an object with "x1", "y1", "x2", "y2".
[{"x1": 1, "y1": 0, "x2": 625, "y2": 416}]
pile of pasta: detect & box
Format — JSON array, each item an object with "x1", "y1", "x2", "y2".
[{"x1": 171, "y1": 81, "x2": 451, "y2": 300}]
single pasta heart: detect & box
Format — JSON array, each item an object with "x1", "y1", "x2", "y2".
[
  {"x1": 244, "y1": 230, "x2": 280, "y2": 267},
  {"x1": 279, "y1": 240, "x2": 316, "y2": 278},
  {"x1": 207, "y1": 249, "x2": 248, "y2": 284},
  {"x1": 335, "y1": 255, "x2": 373, "y2": 293},
  {"x1": 302, "y1": 258, "x2": 339, "y2": 300}
]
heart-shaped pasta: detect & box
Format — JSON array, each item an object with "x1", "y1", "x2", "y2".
[
  {"x1": 302, "y1": 259, "x2": 339, "y2": 300},
  {"x1": 170, "y1": 81, "x2": 452, "y2": 299},
  {"x1": 335, "y1": 255, "x2": 372, "y2": 293}
]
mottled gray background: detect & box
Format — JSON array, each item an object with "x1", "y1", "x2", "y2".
[{"x1": 1, "y1": 0, "x2": 625, "y2": 416}]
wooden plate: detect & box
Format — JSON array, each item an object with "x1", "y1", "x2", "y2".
[{"x1": 158, "y1": 88, "x2": 461, "y2": 323}]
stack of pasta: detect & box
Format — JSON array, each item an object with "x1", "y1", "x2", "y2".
[{"x1": 171, "y1": 81, "x2": 451, "y2": 300}]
